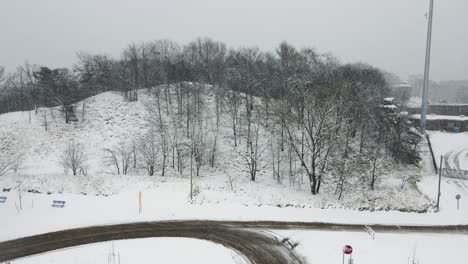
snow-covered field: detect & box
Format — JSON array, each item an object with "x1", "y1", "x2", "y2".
[
  {"x1": 279, "y1": 230, "x2": 468, "y2": 264},
  {"x1": 1, "y1": 174, "x2": 468, "y2": 242},
  {"x1": 2, "y1": 90, "x2": 468, "y2": 263},
  {"x1": 0, "y1": 90, "x2": 431, "y2": 212},
  {"x1": 10, "y1": 228, "x2": 468, "y2": 264},
  {"x1": 1, "y1": 90, "x2": 467, "y2": 237},
  {"x1": 428, "y1": 131, "x2": 468, "y2": 171},
  {"x1": 13, "y1": 238, "x2": 246, "y2": 264}
]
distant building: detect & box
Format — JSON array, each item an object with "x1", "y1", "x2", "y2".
[
  {"x1": 408, "y1": 103, "x2": 468, "y2": 132},
  {"x1": 429, "y1": 104, "x2": 468, "y2": 116}
]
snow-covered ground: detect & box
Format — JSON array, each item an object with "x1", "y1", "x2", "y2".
[
  {"x1": 0, "y1": 89, "x2": 431, "y2": 212},
  {"x1": 0, "y1": 134, "x2": 465, "y2": 242},
  {"x1": 2, "y1": 90, "x2": 468, "y2": 263},
  {"x1": 277, "y1": 230, "x2": 468, "y2": 264},
  {"x1": 1, "y1": 174, "x2": 468, "y2": 242},
  {"x1": 10, "y1": 228, "x2": 468, "y2": 264},
  {"x1": 13, "y1": 238, "x2": 246, "y2": 264},
  {"x1": 1, "y1": 90, "x2": 467, "y2": 240},
  {"x1": 428, "y1": 131, "x2": 468, "y2": 171}
]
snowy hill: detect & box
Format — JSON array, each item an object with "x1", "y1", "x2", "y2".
[{"x1": 0, "y1": 87, "x2": 431, "y2": 211}]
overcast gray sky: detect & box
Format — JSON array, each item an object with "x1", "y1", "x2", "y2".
[{"x1": 1, "y1": 0, "x2": 467, "y2": 81}]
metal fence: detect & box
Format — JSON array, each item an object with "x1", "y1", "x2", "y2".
[{"x1": 443, "y1": 168, "x2": 468, "y2": 180}]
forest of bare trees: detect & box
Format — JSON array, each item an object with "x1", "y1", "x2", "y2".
[{"x1": 0, "y1": 38, "x2": 421, "y2": 196}]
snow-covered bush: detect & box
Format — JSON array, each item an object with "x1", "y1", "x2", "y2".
[{"x1": 59, "y1": 140, "x2": 88, "y2": 176}]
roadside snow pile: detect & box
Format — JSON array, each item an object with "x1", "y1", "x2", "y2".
[{"x1": 0, "y1": 88, "x2": 430, "y2": 212}]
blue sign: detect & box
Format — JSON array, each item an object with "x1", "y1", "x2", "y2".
[{"x1": 52, "y1": 200, "x2": 66, "y2": 208}]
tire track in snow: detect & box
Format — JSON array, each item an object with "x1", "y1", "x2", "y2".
[
  {"x1": 0, "y1": 221, "x2": 306, "y2": 264},
  {"x1": 443, "y1": 148, "x2": 468, "y2": 193},
  {"x1": 2, "y1": 220, "x2": 468, "y2": 263}
]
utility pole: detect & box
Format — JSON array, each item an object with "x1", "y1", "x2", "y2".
[{"x1": 420, "y1": 0, "x2": 434, "y2": 133}]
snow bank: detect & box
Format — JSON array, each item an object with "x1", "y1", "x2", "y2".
[{"x1": 277, "y1": 230, "x2": 468, "y2": 264}]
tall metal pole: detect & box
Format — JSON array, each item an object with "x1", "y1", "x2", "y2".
[{"x1": 420, "y1": 0, "x2": 434, "y2": 133}]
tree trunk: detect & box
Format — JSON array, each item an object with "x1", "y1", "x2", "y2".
[
  {"x1": 316, "y1": 175, "x2": 322, "y2": 194},
  {"x1": 162, "y1": 152, "x2": 166, "y2": 177},
  {"x1": 309, "y1": 172, "x2": 317, "y2": 195},
  {"x1": 370, "y1": 156, "x2": 378, "y2": 191}
]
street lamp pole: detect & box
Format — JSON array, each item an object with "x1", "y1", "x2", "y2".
[{"x1": 420, "y1": 0, "x2": 434, "y2": 133}]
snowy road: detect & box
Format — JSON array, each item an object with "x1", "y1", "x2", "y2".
[
  {"x1": 443, "y1": 148, "x2": 468, "y2": 191},
  {"x1": 0, "y1": 221, "x2": 305, "y2": 264},
  {"x1": 2, "y1": 221, "x2": 468, "y2": 264}
]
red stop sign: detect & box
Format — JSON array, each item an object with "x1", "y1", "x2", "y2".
[{"x1": 343, "y1": 245, "x2": 353, "y2": 255}]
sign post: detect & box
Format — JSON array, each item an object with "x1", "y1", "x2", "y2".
[
  {"x1": 342, "y1": 245, "x2": 353, "y2": 264},
  {"x1": 436, "y1": 155, "x2": 443, "y2": 211},
  {"x1": 138, "y1": 191, "x2": 142, "y2": 214},
  {"x1": 456, "y1": 194, "x2": 461, "y2": 210}
]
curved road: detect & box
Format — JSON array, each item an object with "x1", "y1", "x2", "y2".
[
  {"x1": 444, "y1": 148, "x2": 468, "y2": 191},
  {"x1": 0, "y1": 221, "x2": 305, "y2": 264},
  {"x1": 2, "y1": 220, "x2": 468, "y2": 263}
]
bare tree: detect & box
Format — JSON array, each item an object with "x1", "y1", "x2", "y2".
[
  {"x1": 146, "y1": 86, "x2": 170, "y2": 176},
  {"x1": 239, "y1": 123, "x2": 264, "y2": 181},
  {"x1": 0, "y1": 155, "x2": 18, "y2": 177},
  {"x1": 0, "y1": 66, "x2": 5, "y2": 85},
  {"x1": 223, "y1": 90, "x2": 241, "y2": 147},
  {"x1": 0, "y1": 131, "x2": 24, "y2": 177},
  {"x1": 190, "y1": 120, "x2": 207, "y2": 177},
  {"x1": 138, "y1": 132, "x2": 159, "y2": 176},
  {"x1": 269, "y1": 126, "x2": 284, "y2": 184},
  {"x1": 121, "y1": 44, "x2": 140, "y2": 101},
  {"x1": 104, "y1": 143, "x2": 132, "y2": 175},
  {"x1": 276, "y1": 82, "x2": 340, "y2": 194},
  {"x1": 59, "y1": 141, "x2": 87, "y2": 176}
]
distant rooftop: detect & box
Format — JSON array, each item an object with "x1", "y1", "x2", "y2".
[
  {"x1": 430, "y1": 103, "x2": 468, "y2": 107},
  {"x1": 409, "y1": 114, "x2": 468, "y2": 121},
  {"x1": 393, "y1": 82, "x2": 411, "y2": 88}
]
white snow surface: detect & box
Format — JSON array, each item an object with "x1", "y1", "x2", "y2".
[
  {"x1": 427, "y1": 131, "x2": 468, "y2": 170},
  {"x1": 14, "y1": 237, "x2": 246, "y2": 264},
  {"x1": 12, "y1": 229, "x2": 468, "y2": 264},
  {"x1": 1, "y1": 172, "x2": 468, "y2": 242},
  {"x1": 410, "y1": 114, "x2": 468, "y2": 121},
  {"x1": 1, "y1": 90, "x2": 468, "y2": 263},
  {"x1": 0, "y1": 89, "x2": 430, "y2": 211},
  {"x1": 277, "y1": 230, "x2": 468, "y2": 264}
]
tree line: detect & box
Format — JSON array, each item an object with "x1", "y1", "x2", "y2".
[{"x1": 0, "y1": 38, "x2": 421, "y2": 196}]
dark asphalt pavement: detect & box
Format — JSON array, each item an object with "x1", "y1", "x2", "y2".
[{"x1": 1, "y1": 220, "x2": 468, "y2": 263}]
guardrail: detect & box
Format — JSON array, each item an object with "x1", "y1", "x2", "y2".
[
  {"x1": 443, "y1": 168, "x2": 468, "y2": 180},
  {"x1": 425, "y1": 133, "x2": 439, "y2": 173}
]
